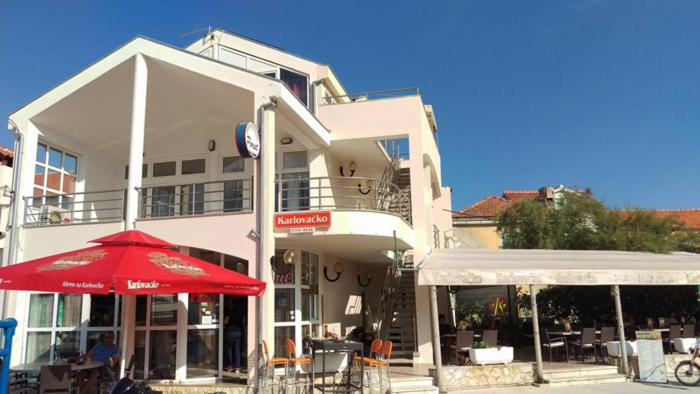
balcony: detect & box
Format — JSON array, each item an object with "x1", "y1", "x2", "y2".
[
  {"x1": 275, "y1": 176, "x2": 411, "y2": 223},
  {"x1": 24, "y1": 189, "x2": 125, "y2": 227}
]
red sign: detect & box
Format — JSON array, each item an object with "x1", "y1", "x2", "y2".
[{"x1": 274, "y1": 211, "x2": 331, "y2": 231}]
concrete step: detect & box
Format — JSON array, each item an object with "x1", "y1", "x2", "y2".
[
  {"x1": 389, "y1": 376, "x2": 435, "y2": 389},
  {"x1": 537, "y1": 374, "x2": 628, "y2": 387},
  {"x1": 543, "y1": 365, "x2": 621, "y2": 380},
  {"x1": 390, "y1": 385, "x2": 439, "y2": 394}
]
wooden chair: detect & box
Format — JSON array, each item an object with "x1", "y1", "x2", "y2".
[
  {"x1": 454, "y1": 331, "x2": 474, "y2": 365},
  {"x1": 541, "y1": 329, "x2": 568, "y2": 363},
  {"x1": 569, "y1": 328, "x2": 597, "y2": 362},
  {"x1": 683, "y1": 324, "x2": 696, "y2": 339},
  {"x1": 39, "y1": 365, "x2": 72, "y2": 394},
  {"x1": 596, "y1": 327, "x2": 616, "y2": 357},
  {"x1": 482, "y1": 330, "x2": 498, "y2": 347}
]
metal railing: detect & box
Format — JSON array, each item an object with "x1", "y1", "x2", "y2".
[
  {"x1": 275, "y1": 176, "x2": 411, "y2": 222},
  {"x1": 23, "y1": 189, "x2": 125, "y2": 226},
  {"x1": 321, "y1": 87, "x2": 420, "y2": 105},
  {"x1": 136, "y1": 178, "x2": 253, "y2": 219}
]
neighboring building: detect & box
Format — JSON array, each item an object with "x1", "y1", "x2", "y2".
[
  {"x1": 452, "y1": 185, "x2": 568, "y2": 249},
  {"x1": 645, "y1": 209, "x2": 700, "y2": 231},
  {"x1": 4, "y1": 29, "x2": 452, "y2": 379}
]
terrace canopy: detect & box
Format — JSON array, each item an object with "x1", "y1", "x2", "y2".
[{"x1": 418, "y1": 248, "x2": 700, "y2": 391}]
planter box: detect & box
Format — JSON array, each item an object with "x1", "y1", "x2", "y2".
[
  {"x1": 606, "y1": 340, "x2": 638, "y2": 357},
  {"x1": 301, "y1": 352, "x2": 348, "y2": 374},
  {"x1": 469, "y1": 347, "x2": 514, "y2": 366}
]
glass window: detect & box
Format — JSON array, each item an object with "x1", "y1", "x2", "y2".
[
  {"x1": 125, "y1": 164, "x2": 148, "y2": 179},
  {"x1": 281, "y1": 172, "x2": 310, "y2": 211},
  {"x1": 301, "y1": 288, "x2": 319, "y2": 322},
  {"x1": 34, "y1": 166, "x2": 45, "y2": 186},
  {"x1": 283, "y1": 151, "x2": 307, "y2": 169},
  {"x1": 188, "y1": 294, "x2": 219, "y2": 325},
  {"x1": 151, "y1": 294, "x2": 178, "y2": 326},
  {"x1": 28, "y1": 294, "x2": 54, "y2": 328},
  {"x1": 219, "y1": 47, "x2": 247, "y2": 68},
  {"x1": 46, "y1": 168, "x2": 60, "y2": 191},
  {"x1": 64, "y1": 154, "x2": 77, "y2": 174},
  {"x1": 280, "y1": 68, "x2": 309, "y2": 106},
  {"x1": 223, "y1": 156, "x2": 245, "y2": 173},
  {"x1": 36, "y1": 144, "x2": 47, "y2": 163},
  {"x1": 135, "y1": 296, "x2": 147, "y2": 327},
  {"x1": 274, "y1": 289, "x2": 295, "y2": 322},
  {"x1": 54, "y1": 331, "x2": 80, "y2": 361},
  {"x1": 153, "y1": 161, "x2": 176, "y2": 177},
  {"x1": 273, "y1": 326, "x2": 294, "y2": 358},
  {"x1": 149, "y1": 331, "x2": 176, "y2": 379},
  {"x1": 180, "y1": 184, "x2": 204, "y2": 215},
  {"x1": 62, "y1": 174, "x2": 76, "y2": 193},
  {"x1": 301, "y1": 252, "x2": 319, "y2": 286},
  {"x1": 223, "y1": 180, "x2": 244, "y2": 212},
  {"x1": 86, "y1": 331, "x2": 119, "y2": 354},
  {"x1": 89, "y1": 294, "x2": 116, "y2": 327},
  {"x1": 56, "y1": 294, "x2": 82, "y2": 327},
  {"x1": 187, "y1": 330, "x2": 218, "y2": 378},
  {"x1": 26, "y1": 332, "x2": 51, "y2": 363},
  {"x1": 151, "y1": 187, "x2": 175, "y2": 217},
  {"x1": 248, "y1": 57, "x2": 277, "y2": 75},
  {"x1": 48, "y1": 148, "x2": 62, "y2": 168},
  {"x1": 133, "y1": 331, "x2": 146, "y2": 380},
  {"x1": 181, "y1": 159, "x2": 206, "y2": 175}
]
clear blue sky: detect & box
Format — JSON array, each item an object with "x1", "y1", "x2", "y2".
[{"x1": 1, "y1": 1, "x2": 698, "y2": 209}]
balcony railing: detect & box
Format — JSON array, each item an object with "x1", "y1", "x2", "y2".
[
  {"x1": 321, "y1": 87, "x2": 420, "y2": 105},
  {"x1": 275, "y1": 176, "x2": 411, "y2": 223},
  {"x1": 136, "y1": 178, "x2": 253, "y2": 219},
  {"x1": 23, "y1": 189, "x2": 125, "y2": 226}
]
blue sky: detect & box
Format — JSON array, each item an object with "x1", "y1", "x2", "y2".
[{"x1": 0, "y1": 1, "x2": 698, "y2": 209}]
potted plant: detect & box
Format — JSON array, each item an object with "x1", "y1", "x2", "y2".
[
  {"x1": 456, "y1": 302, "x2": 484, "y2": 330},
  {"x1": 468, "y1": 341, "x2": 514, "y2": 366}
]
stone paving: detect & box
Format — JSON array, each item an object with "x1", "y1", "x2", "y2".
[{"x1": 466, "y1": 380, "x2": 695, "y2": 393}]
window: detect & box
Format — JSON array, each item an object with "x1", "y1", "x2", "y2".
[
  {"x1": 125, "y1": 164, "x2": 148, "y2": 179},
  {"x1": 280, "y1": 68, "x2": 309, "y2": 106},
  {"x1": 180, "y1": 184, "x2": 205, "y2": 215},
  {"x1": 151, "y1": 186, "x2": 175, "y2": 217},
  {"x1": 181, "y1": 159, "x2": 206, "y2": 175},
  {"x1": 222, "y1": 156, "x2": 245, "y2": 173},
  {"x1": 26, "y1": 293, "x2": 121, "y2": 363},
  {"x1": 153, "y1": 161, "x2": 176, "y2": 177},
  {"x1": 33, "y1": 143, "x2": 78, "y2": 208},
  {"x1": 223, "y1": 180, "x2": 244, "y2": 212},
  {"x1": 283, "y1": 151, "x2": 307, "y2": 169},
  {"x1": 219, "y1": 47, "x2": 247, "y2": 68}
]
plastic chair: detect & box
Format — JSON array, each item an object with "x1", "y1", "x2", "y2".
[
  {"x1": 353, "y1": 339, "x2": 382, "y2": 390},
  {"x1": 286, "y1": 338, "x2": 313, "y2": 390},
  {"x1": 39, "y1": 364, "x2": 72, "y2": 394},
  {"x1": 542, "y1": 329, "x2": 568, "y2": 363},
  {"x1": 454, "y1": 331, "x2": 474, "y2": 365},
  {"x1": 482, "y1": 330, "x2": 498, "y2": 347},
  {"x1": 569, "y1": 328, "x2": 597, "y2": 362},
  {"x1": 596, "y1": 327, "x2": 616, "y2": 357},
  {"x1": 261, "y1": 340, "x2": 289, "y2": 392},
  {"x1": 364, "y1": 340, "x2": 393, "y2": 393}
]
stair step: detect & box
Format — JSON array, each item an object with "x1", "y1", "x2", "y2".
[
  {"x1": 543, "y1": 365, "x2": 621, "y2": 379},
  {"x1": 537, "y1": 374, "x2": 628, "y2": 387},
  {"x1": 389, "y1": 386, "x2": 439, "y2": 394},
  {"x1": 388, "y1": 377, "x2": 435, "y2": 389}
]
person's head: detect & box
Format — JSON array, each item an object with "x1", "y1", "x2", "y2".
[
  {"x1": 439, "y1": 314, "x2": 446, "y2": 324},
  {"x1": 103, "y1": 332, "x2": 115, "y2": 345}
]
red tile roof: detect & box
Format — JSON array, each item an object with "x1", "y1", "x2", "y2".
[
  {"x1": 453, "y1": 196, "x2": 511, "y2": 219},
  {"x1": 502, "y1": 190, "x2": 540, "y2": 202},
  {"x1": 649, "y1": 209, "x2": 700, "y2": 230}
]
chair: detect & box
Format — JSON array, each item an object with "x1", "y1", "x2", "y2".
[
  {"x1": 454, "y1": 331, "x2": 474, "y2": 365},
  {"x1": 286, "y1": 338, "x2": 313, "y2": 389},
  {"x1": 353, "y1": 339, "x2": 382, "y2": 390},
  {"x1": 569, "y1": 328, "x2": 597, "y2": 362},
  {"x1": 261, "y1": 340, "x2": 289, "y2": 392},
  {"x1": 39, "y1": 364, "x2": 72, "y2": 394},
  {"x1": 683, "y1": 324, "x2": 696, "y2": 339},
  {"x1": 482, "y1": 330, "x2": 498, "y2": 347},
  {"x1": 541, "y1": 329, "x2": 568, "y2": 363},
  {"x1": 596, "y1": 327, "x2": 616, "y2": 357},
  {"x1": 665, "y1": 325, "x2": 683, "y2": 353},
  {"x1": 659, "y1": 317, "x2": 668, "y2": 329}
]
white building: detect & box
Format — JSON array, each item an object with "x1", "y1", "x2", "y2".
[{"x1": 4, "y1": 29, "x2": 452, "y2": 382}]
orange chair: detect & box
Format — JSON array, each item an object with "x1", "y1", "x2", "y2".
[
  {"x1": 286, "y1": 338, "x2": 314, "y2": 388},
  {"x1": 261, "y1": 340, "x2": 290, "y2": 392},
  {"x1": 368, "y1": 340, "x2": 393, "y2": 392},
  {"x1": 353, "y1": 339, "x2": 383, "y2": 390}
]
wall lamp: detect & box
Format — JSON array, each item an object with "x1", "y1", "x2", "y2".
[
  {"x1": 324, "y1": 262, "x2": 344, "y2": 282},
  {"x1": 357, "y1": 274, "x2": 373, "y2": 287},
  {"x1": 358, "y1": 179, "x2": 374, "y2": 195},
  {"x1": 270, "y1": 249, "x2": 296, "y2": 275},
  {"x1": 339, "y1": 161, "x2": 357, "y2": 177},
  {"x1": 280, "y1": 136, "x2": 293, "y2": 145}
]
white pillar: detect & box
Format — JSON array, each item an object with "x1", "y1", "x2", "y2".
[
  {"x1": 125, "y1": 53, "x2": 147, "y2": 229},
  {"x1": 429, "y1": 286, "x2": 445, "y2": 393},
  {"x1": 256, "y1": 100, "x2": 276, "y2": 357},
  {"x1": 121, "y1": 53, "x2": 147, "y2": 378},
  {"x1": 530, "y1": 285, "x2": 544, "y2": 383},
  {"x1": 612, "y1": 285, "x2": 630, "y2": 378}
]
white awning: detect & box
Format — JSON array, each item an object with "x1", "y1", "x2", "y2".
[{"x1": 417, "y1": 248, "x2": 700, "y2": 286}]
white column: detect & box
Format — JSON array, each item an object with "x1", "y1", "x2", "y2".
[
  {"x1": 120, "y1": 53, "x2": 147, "y2": 378},
  {"x1": 429, "y1": 285, "x2": 445, "y2": 393},
  {"x1": 612, "y1": 285, "x2": 630, "y2": 378},
  {"x1": 125, "y1": 53, "x2": 147, "y2": 229},
  {"x1": 256, "y1": 100, "x2": 276, "y2": 357},
  {"x1": 530, "y1": 285, "x2": 544, "y2": 383}
]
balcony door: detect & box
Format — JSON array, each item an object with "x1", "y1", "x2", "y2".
[{"x1": 276, "y1": 151, "x2": 309, "y2": 212}]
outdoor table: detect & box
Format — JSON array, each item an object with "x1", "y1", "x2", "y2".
[
  {"x1": 310, "y1": 339, "x2": 363, "y2": 393},
  {"x1": 12, "y1": 361, "x2": 104, "y2": 391}
]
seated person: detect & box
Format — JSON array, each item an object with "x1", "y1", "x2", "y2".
[
  {"x1": 79, "y1": 332, "x2": 120, "y2": 394},
  {"x1": 439, "y1": 314, "x2": 455, "y2": 336}
]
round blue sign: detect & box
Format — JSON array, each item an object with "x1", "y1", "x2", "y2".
[{"x1": 235, "y1": 121, "x2": 260, "y2": 159}]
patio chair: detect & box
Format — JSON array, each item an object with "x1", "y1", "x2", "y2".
[
  {"x1": 569, "y1": 327, "x2": 597, "y2": 363},
  {"x1": 541, "y1": 329, "x2": 568, "y2": 363},
  {"x1": 665, "y1": 325, "x2": 682, "y2": 353},
  {"x1": 260, "y1": 340, "x2": 289, "y2": 392},
  {"x1": 39, "y1": 364, "x2": 72, "y2": 394},
  {"x1": 596, "y1": 327, "x2": 616, "y2": 357},
  {"x1": 454, "y1": 331, "x2": 474, "y2": 365},
  {"x1": 353, "y1": 338, "x2": 382, "y2": 390},
  {"x1": 482, "y1": 330, "x2": 498, "y2": 347},
  {"x1": 286, "y1": 338, "x2": 313, "y2": 390},
  {"x1": 683, "y1": 324, "x2": 696, "y2": 338}
]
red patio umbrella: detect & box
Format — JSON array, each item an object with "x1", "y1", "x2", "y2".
[{"x1": 0, "y1": 230, "x2": 265, "y2": 296}]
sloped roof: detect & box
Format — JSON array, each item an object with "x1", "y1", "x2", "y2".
[
  {"x1": 502, "y1": 190, "x2": 540, "y2": 202},
  {"x1": 651, "y1": 209, "x2": 700, "y2": 230},
  {"x1": 453, "y1": 196, "x2": 511, "y2": 219}
]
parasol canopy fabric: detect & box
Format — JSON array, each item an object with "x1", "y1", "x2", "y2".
[{"x1": 0, "y1": 230, "x2": 265, "y2": 296}]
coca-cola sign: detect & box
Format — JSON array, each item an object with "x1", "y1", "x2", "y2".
[{"x1": 274, "y1": 211, "x2": 331, "y2": 231}]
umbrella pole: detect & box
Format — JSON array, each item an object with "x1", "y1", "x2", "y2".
[{"x1": 119, "y1": 295, "x2": 133, "y2": 378}]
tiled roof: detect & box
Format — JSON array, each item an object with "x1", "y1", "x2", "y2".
[
  {"x1": 502, "y1": 190, "x2": 540, "y2": 202},
  {"x1": 649, "y1": 209, "x2": 700, "y2": 230},
  {"x1": 453, "y1": 196, "x2": 511, "y2": 219}
]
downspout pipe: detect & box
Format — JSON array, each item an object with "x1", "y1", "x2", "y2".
[{"x1": 2, "y1": 121, "x2": 23, "y2": 320}]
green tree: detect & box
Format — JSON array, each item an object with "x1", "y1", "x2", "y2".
[{"x1": 497, "y1": 200, "x2": 552, "y2": 249}]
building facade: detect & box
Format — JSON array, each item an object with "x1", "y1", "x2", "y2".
[{"x1": 4, "y1": 30, "x2": 452, "y2": 382}]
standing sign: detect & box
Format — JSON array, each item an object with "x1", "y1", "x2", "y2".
[
  {"x1": 235, "y1": 121, "x2": 260, "y2": 159},
  {"x1": 274, "y1": 211, "x2": 331, "y2": 233},
  {"x1": 636, "y1": 330, "x2": 667, "y2": 383}
]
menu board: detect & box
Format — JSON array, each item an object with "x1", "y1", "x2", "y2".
[{"x1": 636, "y1": 330, "x2": 667, "y2": 383}]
